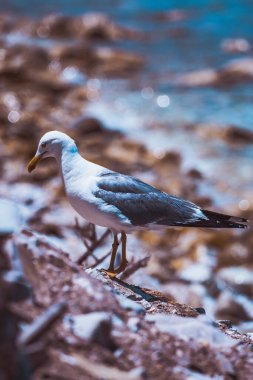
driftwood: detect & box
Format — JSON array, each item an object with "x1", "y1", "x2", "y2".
[{"x1": 75, "y1": 222, "x2": 111, "y2": 265}]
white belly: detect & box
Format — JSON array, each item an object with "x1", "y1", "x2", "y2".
[
  {"x1": 62, "y1": 166, "x2": 132, "y2": 232},
  {"x1": 68, "y1": 192, "x2": 131, "y2": 232}
]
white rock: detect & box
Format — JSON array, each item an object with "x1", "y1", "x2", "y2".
[
  {"x1": 65, "y1": 312, "x2": 111, "y2": 341},
  {"x1": 146, "y1": 314, "x2": 235, "y2": 347}
]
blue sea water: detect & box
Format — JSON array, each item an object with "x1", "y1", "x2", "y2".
[
  {"x1": 4, "y1": 0, "x2": 252, "y2": 127},
  {"x1": 1, "y1": 0, "x2": 253, "y2": 206}
]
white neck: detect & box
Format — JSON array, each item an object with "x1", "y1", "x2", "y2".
[
  {"x1": 56, "y1": 148, "x2": 84, "y2": 184},
  {"x1": 55, "y1": 147, "x2": 102, "y2": 189}
]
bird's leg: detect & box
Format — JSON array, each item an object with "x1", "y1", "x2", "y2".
[
  {"x1": 104, "y1": 233, "x2": 119, "y2": 277},
  {"x1": 115, "y1": 232, "x2": 128, "y2": 275}
]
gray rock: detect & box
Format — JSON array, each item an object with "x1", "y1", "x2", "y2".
[
  {"x1": 1, "y1": 270, "x2": 31, "y2": 301},
  {"x1": 215, "y1": 290, "x2": 253, "y2": 324},
  {"x1": 162, "y1": 282, "x2": 206, "y2": 307},
  {"x1": 146, "y1": 314, "x2": 236, "y2": 347},
  {"x1": 178, "y1": 262, "x2": 211, "y2": 283},
  {"x1": 65, "y1": 311, "x2": 117, "y2": 350},
  {"x1": 216, "y1": 266, "x2": 253, "y2": 298}
]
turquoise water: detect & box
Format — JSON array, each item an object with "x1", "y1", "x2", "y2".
[{"x1": 5, "y1": 0, "x2": 252, "y2": 128}]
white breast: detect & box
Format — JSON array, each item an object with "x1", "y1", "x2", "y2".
[
  {"x1": 58, "y1": 152, "x2": 167, "y2": 234},
  {"x1": 61, "y1": 159, "x2": 131, "y2": 231},
  {"x1": 67, "y1": 187, "x2": 131, "y2": 231}
]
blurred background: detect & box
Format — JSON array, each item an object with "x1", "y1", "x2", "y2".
[{"x1": 0, "y1": 0, "x2": 253, "y2": 329}]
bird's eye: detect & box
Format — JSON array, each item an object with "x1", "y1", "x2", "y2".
[{"x1": 41, "y1": 142, "x2": 47, "y2": 148}]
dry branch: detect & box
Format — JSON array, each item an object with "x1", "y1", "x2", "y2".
[
  {"x1": 76, "y1": 222, "x2": 111, "y2": 265},
  {"x1": 119, "y1": 256, "x2": 150, "y2": 280}
]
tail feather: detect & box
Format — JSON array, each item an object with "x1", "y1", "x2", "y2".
[{"x1": 176, "y1": 209, "x2": 249, "y2": 229}]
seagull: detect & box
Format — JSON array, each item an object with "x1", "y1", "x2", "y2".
[{"x1": 27, "y1": 131, "x2": 248, "y2": 276}]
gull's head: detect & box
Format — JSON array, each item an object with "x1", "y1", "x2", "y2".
[{"x1": 27, "y1": 131, "x2": 77, "y2": 173}]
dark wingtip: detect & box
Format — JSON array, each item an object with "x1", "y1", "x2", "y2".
[
  {"x1": 233, "y1": 223, "x2": 248, "y2": 229},
  {"x1": 201, "y1": 209, "x2": 250, "y2": 229}
]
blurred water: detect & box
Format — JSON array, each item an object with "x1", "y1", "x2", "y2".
[
  {"x1": 2, "y1": 0, "x2": 253, "y2": 206},
  {"x1": 3, "y1": 0, "x2": 253, "y2": 126}
]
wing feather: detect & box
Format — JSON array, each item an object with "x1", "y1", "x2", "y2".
[{"x1": 94, "y1": 172, "x2": 202, "y2": 226}]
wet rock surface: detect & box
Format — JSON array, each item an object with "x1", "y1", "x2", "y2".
[{"x1": 0, "y1": 9, "x2": 252, "y2": 380}]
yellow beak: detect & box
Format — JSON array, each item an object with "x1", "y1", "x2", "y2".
[{"x1": 27, "y1": 153, "x2": 45, "y2": 173}]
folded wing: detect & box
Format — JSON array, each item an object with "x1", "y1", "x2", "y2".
[{"x1": 94, "y1": 172, "x2": 248, "y2": 229}]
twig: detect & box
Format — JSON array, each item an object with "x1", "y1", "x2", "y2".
[
  {"x1": 119, "y1": 256, "x2": 150, "y2": 280},
  {"x1": 77, "y1": 228, "x2": 111, "y2": 265},
  {"x1": 75, "y1": 220, "x2": 97, "y2": 245},
  {"x1": 88, "y1": 250, "x2": 112, "y2": 269},
  {"x1": 17, "y1": 300, "x2": 67, "y2": 347}
]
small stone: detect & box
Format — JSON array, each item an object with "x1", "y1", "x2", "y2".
[
  {"x1": 217, "y1": 320, "x2": 233, "y2": 329},
  {"x1": 187, "y1": 168, "x2": 203, "y2": 180},
  {"x1": 72, "y1": 116, "x2": 104, "y2": 135},
  {"x1": 146, "y1": 314, "x2": 236, "y2": 347},
  {"x1": 195, "y1": 307, "x2": 206, "y2": 315}
]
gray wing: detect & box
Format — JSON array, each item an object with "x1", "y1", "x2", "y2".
[{"x1": 94, "y1": 171, "x2": 203, "y2": 226}]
